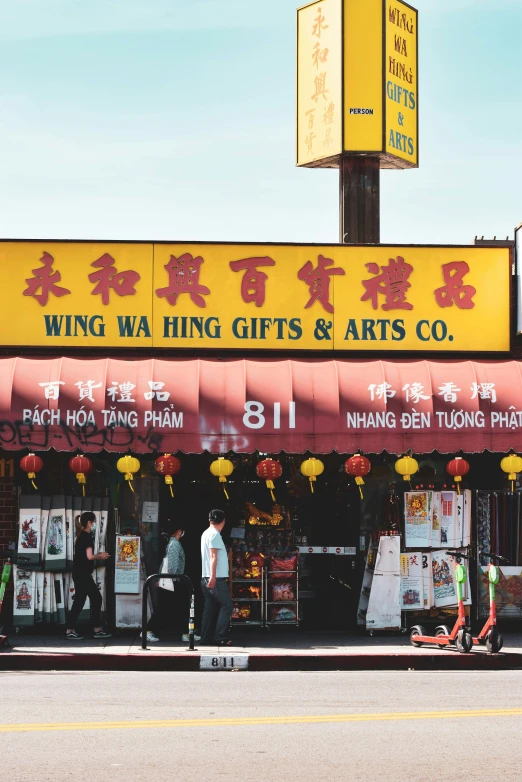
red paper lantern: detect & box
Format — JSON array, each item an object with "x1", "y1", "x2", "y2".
[
  {"x1": 154, "y1": 454, "x2": 181, "y2": 497},
  {"x1": 344, "y1": 454, "x2": 372, "y2": 498},
  {"x1": 446, "y1": 457, "x2": 470, "y2": 494},
  {"x1": 68, "y1": 455, "x2": 93, "y2": 496},
  {"x1": 20, "y1": 453, "x2": 44, "y2": 490},
  {"x1": 256, "y1": 459, "x2": 283, "y2": 502}
]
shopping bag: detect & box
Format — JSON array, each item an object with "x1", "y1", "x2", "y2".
[{"x1": 158, "y1": 553, "x2": 175, "y2": 591}]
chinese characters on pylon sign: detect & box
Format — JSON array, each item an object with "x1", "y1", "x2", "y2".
[
  {"x1": 22, "y1": 251, "x2": 477, "y2": 315},
  {"x1": 304, "y1": 5, "x2": 336, "y2": 157}
]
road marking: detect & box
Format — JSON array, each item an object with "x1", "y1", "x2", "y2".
[{"x1": 0, "y1": 709, "x2": 521, "y2": 733}]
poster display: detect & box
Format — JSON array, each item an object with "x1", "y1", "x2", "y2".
[
  {"x1": 114, "y1": 535, "x2": 141, "y2": 595},
  {"x1": 45, "y1": 495, "x2": 66, "y2": 571},
  {"x1": 366, "y1": 535, "x2": 401, "y2": 630},
  {"x1": 13, "y1": 566, "x2": 36, "y2": 626},
  {"x1": 404, "y1": 491, "x2": 431, "y2": 548},
  {"x1": 17, "y1": 495, "x2": 41, "y2": 567},
  {"x1": 400, "y1": 551, "x2": 423, "y2": 610},
  {"x1": 422, "y1": 551, "x2": 434, "y2": 609},
  {"x1": 478, "y1": 567, "x2": 522, "y2": 619}
]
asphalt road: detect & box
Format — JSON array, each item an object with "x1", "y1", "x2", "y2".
[{"x1": 1, "y1": 670, "x2": 521, "y2": 781}]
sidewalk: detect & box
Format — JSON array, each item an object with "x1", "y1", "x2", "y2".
[{"x1": 2, "y1": 629, "x2": 522, "y2": 671}]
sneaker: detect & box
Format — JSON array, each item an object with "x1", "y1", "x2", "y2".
[
  {"x1": 141, "y1": 631, "x2": 160, "y2": 643},
  {"x1": 182, "y1": 633, "x2": 201, "y2": 642},
  {"x1": 65, "y1": 630, "x2": 84, "y2": 640},
  {"x1": 93, "y1": 628, "x2": 112, "y2": 639}
]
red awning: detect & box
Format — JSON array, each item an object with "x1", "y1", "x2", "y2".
[{"x1": 1, "y1": 357, "x2": 522, "y2": 454}]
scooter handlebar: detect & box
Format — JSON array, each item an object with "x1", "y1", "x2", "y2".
[{"x1": 480, "y1": 551, "x2": 508, "y2": 563}]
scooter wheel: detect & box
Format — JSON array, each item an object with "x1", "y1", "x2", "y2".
[
  {"x1": 435, "y1": 625, "x2": 451, "y2": 649},
  {"x1": 410, "y1": 625, "x2": 426, "y2": 647},
  {"x1": 456, "y1": 629, "x2": 473, "y2": 653},
  {"x1": 486, "y1": 628, "x2": 504, "y2": 654}
]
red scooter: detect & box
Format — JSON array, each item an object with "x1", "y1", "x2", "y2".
[
  {"x1": 472, "y1": 551, "x2": 507, "y2": 654},
  {"x1": 410, "y1": 550, "x2": 473, "y2": 653}
]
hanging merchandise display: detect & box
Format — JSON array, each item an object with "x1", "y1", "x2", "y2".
[
  {"x1": 256, "y1": 458, "x2": 283, "y2": 502},
  {"x1": 20, "y1": 453, "x2": 44, "y2": 490},
  {"x1": 117, "y1": 455, "x2": 141, "y2": 493},
  {"x1": 154, "y1": 454, "x2": 181, "y2": 497},
  {"x1": 500, "y1": 453, "x2": 522, "y2": 492},
  {"x1": 68, "y1": 454, "x2": 93, "y2": 496},
  {"x1": 446, "y1": 457, "x2": 470, "y2": 494},
  {"x1": 210, "y1": 457, "x2": 234, "y2": 500},
  {"x1": 394, "y1": 455, "x2": 419, "y2": 483},
  {"x1": 344, "y1": 454, "x2": 372, "y2": 499},
  {"x1": 300, "y1": 457, "x2": 324, "y2": 493}
]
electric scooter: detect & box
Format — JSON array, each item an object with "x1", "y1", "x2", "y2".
[
  {"x1": 472, "y1": 551, "x2": 507, "y2": 654},
  {"x1": 410, "y1": 550, "x2": 473, "y2": 653}
]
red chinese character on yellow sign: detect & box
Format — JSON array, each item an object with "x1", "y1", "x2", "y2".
[
  {"x1": 23, "y1": 252, "x2": 71, "y2": 306},
  {"x1": 155, "y1": 253, "x2": 210, "y2": 308},
  {"x1": 297, "y1": 254, "x2": 345, "y2": 314},
  {"x1": 312, "y1": 6, "x2": 328, "y2": 38},
  {"x1": 361, "y1": 256, "x2": 414, "y2": 311},
  {"x1": 229, "y1": 256, "x2": 276, "y2": 307},
  {"x1": 434, "y1": 261, "x2": 476, "y2": 309},
  {"x1": 88, "y1": 254, "x2": 141, "y2": 305}
]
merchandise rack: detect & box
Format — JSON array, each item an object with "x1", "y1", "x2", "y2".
[
  {"x1": 265, "y1": 563, "x2": 299, "y2": 627},
  {"x1": 229, "y1": 558, "x2": 265, "y2": 627}
]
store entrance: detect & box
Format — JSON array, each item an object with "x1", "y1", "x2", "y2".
[{"x1": 154, "y1": 455, "x2": 363, "y2": 633}]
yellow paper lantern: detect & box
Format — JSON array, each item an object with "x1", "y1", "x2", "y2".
[
  {"x1": 117, "y1": 455, "x2": 141, "y2": 493},
  {"x1": 300, "y1": 457, "x2": 324, "y2": 493},
  {"x1": 500, "y1": 453, "x2": 522, "y2": 491},
  {"x1": 210, "y1": 457, "x2": 234, "y2": 500},
  {"x1": 394, "y1": 455, "x2": 419, "y2": 482}
]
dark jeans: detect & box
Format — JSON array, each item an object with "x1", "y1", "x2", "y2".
[
  {"x1": 69, "y1": 571, "x2": 102, "y2": 628},
  {"x1": 200, "y1": 577, "x2": 233, "y2": 642}
]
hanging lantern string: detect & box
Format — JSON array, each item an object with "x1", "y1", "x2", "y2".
[
  {"x1": 28, "y1": 472, "x2": 37, "y2": 491},
  {"x1": 355, "y1": 477, "x2": 364, "y2": 500},
  {"x1": 125, "y1": 473, "x2": 135, "y2": 493}
]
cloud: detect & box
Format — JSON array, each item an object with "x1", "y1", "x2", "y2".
[{"x1": 0, "y1": 0, "x2": 292, "y2": 39}]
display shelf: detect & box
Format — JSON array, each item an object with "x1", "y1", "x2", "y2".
[
  {"x1": 229, "y1": 549, "x2": 265, "y2": 627},
  {"x1": 265, "y1": 558, "x2": 299, "y2": 627},
  {"x1": 232, "y1": 597, "x2": 263, "y2": 603}
]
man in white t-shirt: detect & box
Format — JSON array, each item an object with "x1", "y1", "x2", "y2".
[{"x1": 200, "y1": 509, "x2": 233, "y2": 646}]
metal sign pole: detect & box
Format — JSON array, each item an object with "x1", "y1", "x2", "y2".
[{"x1": 339, "y1": 157, "x2": 380, "y2": 244}]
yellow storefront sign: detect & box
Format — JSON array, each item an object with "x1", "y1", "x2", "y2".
[
  {"x1": 297, "y1": 0, "x2": 419, "y2": 170},
  {"x1": 1, "y1": 241, "x2": 510, "y2": 351}
]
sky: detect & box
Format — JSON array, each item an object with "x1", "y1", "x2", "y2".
[{"x1": 0, "y1": 0, "x2": 520, "y2": 245}]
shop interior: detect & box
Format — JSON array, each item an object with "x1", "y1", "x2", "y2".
[{"x1": 5, "y1": 448, "x2": 522, "y2": 635}]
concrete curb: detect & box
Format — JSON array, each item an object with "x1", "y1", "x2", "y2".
[{"x1": 1, "y1": 651, "x2": 521, "y2": 672}]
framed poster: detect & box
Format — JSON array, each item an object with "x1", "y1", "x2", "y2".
[
  {"x1": 404, "y1": 492, "x2": 431, "y2": 548},
  {"x1": 114, "y1": 535, "x2": 141, "y2": 595},
  {"x1": 400, "y1": 552, "x2": 423, "y2": 611}
]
